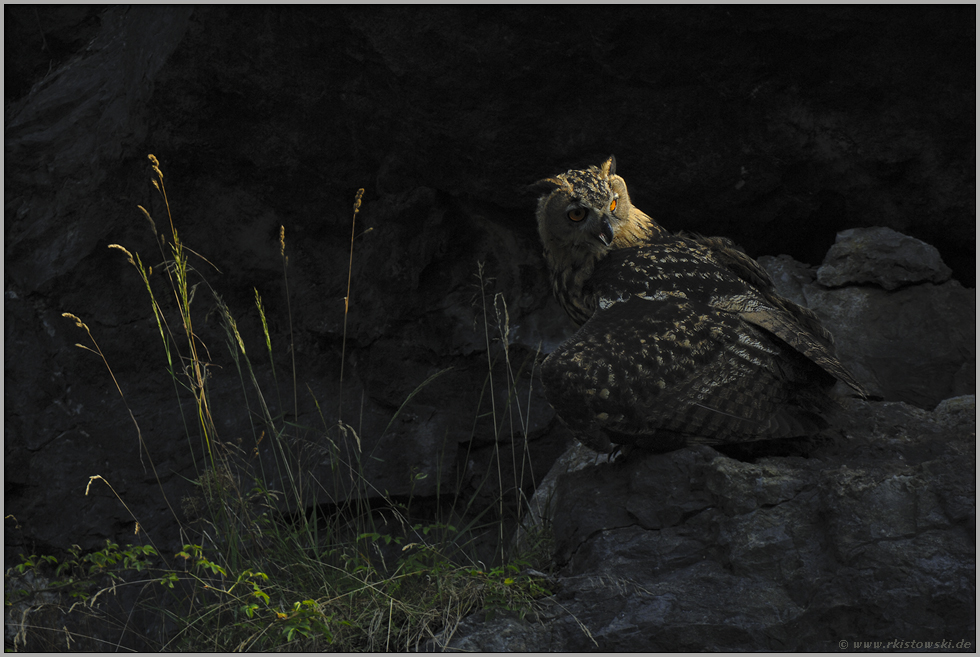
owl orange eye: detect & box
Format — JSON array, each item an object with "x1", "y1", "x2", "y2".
[
  {"x1": 567, "y1": 207, "x2": 588, "y2": 222},
  {"x1": 610, "y1": 198, "x2": 618, "y2": 212}
]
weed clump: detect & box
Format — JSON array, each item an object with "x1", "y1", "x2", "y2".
[{"x1": 5, "y1": 154, "x2": 555, "y2": 651}]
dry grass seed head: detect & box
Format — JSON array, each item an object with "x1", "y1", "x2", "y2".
[
  {"x1": 62, "y1": 312, "x2": 86, "y2": 330},
  {"x1": 136, "y1": 205, "x2": 158, "y2": 236},
  {"x1": 108, "y1": 244, "x2": 135, "y2": 266}
]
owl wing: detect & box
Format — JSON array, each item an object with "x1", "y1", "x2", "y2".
[
  {"x1": 682, "y1": 234, "x2": 867, "y2": 397},
  {"x1": 685, "y1": 233, "x2": 777, "y2": 292},
  {"x1": 541, "y1": 250, "x2": 829, "y2": 453},
  {"x1": 725, "y1": 304, "x2": 868, "y2": 397}
]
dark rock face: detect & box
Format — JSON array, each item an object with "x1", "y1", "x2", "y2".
[
  {"x1": 434, "y1": 396, "x2": 976, "y2": 652},
  {"x1": 760, "y1": 231, "x2": 975, "y2": 409},
  {"x1": 6, "y1": 6, "x2": 194, "y2": 292},
  {"x1": 4, "y1": 7, "x2": 975, "y2": 647},
  {"x1": 817, "y1": 226, "x2": 954, "y2": 290}
]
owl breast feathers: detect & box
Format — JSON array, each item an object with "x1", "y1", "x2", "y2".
[{"x1": 535, "y1": 156, "x2": 867, "y2": 454}]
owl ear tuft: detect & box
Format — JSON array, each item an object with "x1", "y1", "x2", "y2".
[
  {"x1": 601, "y1": 155, "x2": 617, "y2": 177},
  {"x1": 531, "y1": 176, "x2": 569, "y2": 195}
]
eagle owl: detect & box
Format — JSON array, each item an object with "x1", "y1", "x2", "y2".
[{"x1": 535, "y1": 156, "x2": 867, "y2": 454}]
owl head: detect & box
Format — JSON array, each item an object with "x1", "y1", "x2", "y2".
[{"x1": 535, "y1": 156, "x2": 640, "y2": 258}]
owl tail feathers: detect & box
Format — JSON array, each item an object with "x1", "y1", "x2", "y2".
[
  {"x1": 762, "y1": 405, "x2": 830, "y2": 440},
  {"x1": 767, "y1": 387, "x2": 865, "y2": 441}
]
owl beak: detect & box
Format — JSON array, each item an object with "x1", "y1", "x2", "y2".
[{"x1": 598, "y1": 216, "x2": 614, "y2": 247}]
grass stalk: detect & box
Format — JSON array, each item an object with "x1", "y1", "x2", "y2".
[
  {"x1": 338, "y1": 188, "x2": 365, "y2": 423},
  {"x1": 8, "y1": 156, "x2": 559, "y2": 653}
]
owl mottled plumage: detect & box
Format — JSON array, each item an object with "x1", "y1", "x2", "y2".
[{"x1": 535, "y1": 156, "x2": 867, "y2": 454}]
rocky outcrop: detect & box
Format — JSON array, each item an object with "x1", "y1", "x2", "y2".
[
  {"x1": 434, "y1": 395, "x2": 976, "y2": 652},
  {"x1": 817, "y1": 226, "x2": 953, "y2": 290},
  {"x1": 760, "y1": 228, "x2": 975, "y2": 409},
  {"x1": 441, "y1": 228, "x2": 975, "y2": 650}
]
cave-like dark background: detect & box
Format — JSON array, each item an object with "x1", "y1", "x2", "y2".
[{"x1": 4, "y1": 5, "x2": 975, "y2": 573}]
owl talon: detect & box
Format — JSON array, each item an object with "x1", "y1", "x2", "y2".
[{"x1": 609, "y1": 444, "x2": 635, "y2": 462}]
